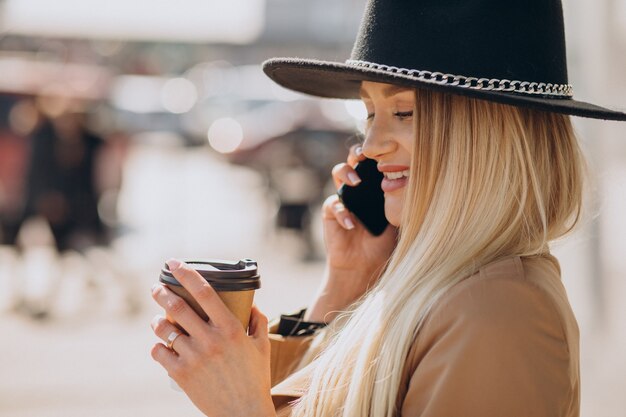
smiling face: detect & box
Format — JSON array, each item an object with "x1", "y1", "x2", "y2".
[{"x1": 359, "y1": 81, "x2": 416, "y2": 227}]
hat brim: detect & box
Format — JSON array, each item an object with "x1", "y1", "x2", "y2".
[{"x1": 263, "y1": 58, "x2": 626, "y2": 122}]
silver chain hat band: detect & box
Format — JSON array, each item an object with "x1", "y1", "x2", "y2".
[{"x1": 345, "y1": 60, "x2": 574, "y2": 98}]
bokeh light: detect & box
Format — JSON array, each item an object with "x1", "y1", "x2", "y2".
[
  {"x1": 344, "y1": 100, "x2": 367, "y2": 120},
  {"x1": 110, "y1": 75, "x2": 163, "y2": 113},
  {"x1": 207, "y1": 117, "x2": 244, "y2": 153},
  {"x1": 161, "y1": 78, "x2": 197, "y2": 114}
]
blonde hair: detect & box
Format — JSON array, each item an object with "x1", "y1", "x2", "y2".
[{"x1": 290, "y1": 88, "x2": 585, "y2": 417}]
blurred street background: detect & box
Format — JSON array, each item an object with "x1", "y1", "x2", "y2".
[{"x1": 0, "y1": 1, "x2": 624, "y2": 416}]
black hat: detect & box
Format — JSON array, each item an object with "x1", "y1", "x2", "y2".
[{"x1": 263, "y1": 0, "x2": 626, "y2": 121}]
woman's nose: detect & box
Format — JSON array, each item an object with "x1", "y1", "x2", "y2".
[{"x1": 361, "y1": 123, "x2": 397, "y2": 160}]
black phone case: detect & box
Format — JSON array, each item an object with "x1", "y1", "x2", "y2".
[{"x1": 337, "y1": 158, "x2": 388, "y2": 236}]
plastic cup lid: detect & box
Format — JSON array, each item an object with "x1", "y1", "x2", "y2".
[{"x1": 159, "y1": 258, "x2": 261, "y2": 291}]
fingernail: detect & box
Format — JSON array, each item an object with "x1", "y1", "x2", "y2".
[
  {"x1": 151, "y1": 283, "x2": 160, "y2": 293},
  {"x1": 166, "y1": 259, "x2": 182, "y2": 271},
  {"x1": 151, "y1": 315, "x2": 164, "y2": 327},
  {"x1": 344, "y1": 217, "x2": 355, "y2": 230},
  {"x1": 348, "y1": 172, "x2": 361, "y2": 185},
  {"x1": 355, "y1": 146, "x2": 363, "y2": 156}
]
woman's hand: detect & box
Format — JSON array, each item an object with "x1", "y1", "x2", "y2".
[
  {"x1": 151, "y1": 260, "x2": 276, "y2": 417},
  {"x1": 305, "y1": 146, "x2": 398, "y2": 323}
]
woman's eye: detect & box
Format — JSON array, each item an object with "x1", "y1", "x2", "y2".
[
  {"x1": 366, "y1": 111, "x2": 413, "y2": 121},
  {"x1": 394, "y1": 111, "x2": 413, "y2": 119}
]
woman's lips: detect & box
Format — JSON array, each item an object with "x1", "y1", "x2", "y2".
[
  {"x1": 381, "y1": 176, "x2": 408, "y2": 192},
  {"x1": 378, "y1": 165, "x2": 410, "y2": 193}
]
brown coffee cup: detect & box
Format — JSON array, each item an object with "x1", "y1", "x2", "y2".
[{"x1": 159, "y1": 258, "x2": 261, "y2": 332}]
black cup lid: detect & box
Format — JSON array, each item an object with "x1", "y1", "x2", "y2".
[{"x1": 159, "y1": 258, "x2": 261, "y2": 291}]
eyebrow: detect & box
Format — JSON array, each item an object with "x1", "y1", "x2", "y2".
[{"x1": 359, "y1": 85, "x2": 411, "y2": 99}]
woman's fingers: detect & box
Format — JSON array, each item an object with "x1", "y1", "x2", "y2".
[
  {"x1": 322, "y1": 194, "x2": 356, "y2": 230},
  {"x1": 150, "y1": 315, "x2": 185, "y2": 377},
  {"x1": 151, "y1": 283, "x2": 211, "y2": 337},
  {"x1": 347, "y1": 144, "x2": 366, "y2": 167},
  {"x1": 332, "y1": 145, "x2": 369, "y2": 190},
  {"x1": 151, "y1": 315, "x2": 192, "y2": 356},
  {"x1": 166, "y1": 260, "x2": 241, "y2": 331},
  {"x1": 247, "y1": 305, "x2": 271, "y2": 356},
  {"x1": 332, "y1": 162, "x2": 362, "y2": 190},
  {"x1": 150, "y1": 342, "x2": 180, "y2": 374},
  {"x1": 326, "y1": 144, "x2": 367, "y2": 229}
]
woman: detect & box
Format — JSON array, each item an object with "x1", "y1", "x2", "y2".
[{"x1": 150, "y1": 0, "x2": 626, "y2": 416}]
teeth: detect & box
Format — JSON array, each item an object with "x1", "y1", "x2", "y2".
[{"x1": 384, "y1": 170, "x2": 410, "y2": 180}]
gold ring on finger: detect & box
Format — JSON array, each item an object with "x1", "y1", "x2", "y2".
[{"x1": 166, "y1": 331, "x2": 182, "y2": 353}]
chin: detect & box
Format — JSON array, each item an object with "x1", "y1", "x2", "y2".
[{"x1": 384, "y1": 203, "x2": 402, "y2": 227}]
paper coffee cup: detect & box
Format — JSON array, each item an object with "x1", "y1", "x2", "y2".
[{"x1": 159, "y1": 258, "x2": 261, "y2": 331}]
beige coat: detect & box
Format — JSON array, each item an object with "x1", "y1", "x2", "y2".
[{"x1": 268, "y1": 255, "x2": 580, "y2": 417}]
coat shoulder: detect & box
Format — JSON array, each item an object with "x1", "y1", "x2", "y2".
[
  {"x1": 407, "y1": 254, "x2": 578, "y2": 372},
  {"x1": 399, "y1": 255, "x2": 580, "y2": 417},
  {"x1": 427, "y1": 255, "x2": 568, "y2": 331}
]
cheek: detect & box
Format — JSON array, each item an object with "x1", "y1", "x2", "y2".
[{"x1": 396, "y1": 124, "x2": 414, "y2": 152}]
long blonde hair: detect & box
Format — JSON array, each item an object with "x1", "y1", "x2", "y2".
[{"x1": 290, "y1": 88, "x2": 585, "y2": 417}]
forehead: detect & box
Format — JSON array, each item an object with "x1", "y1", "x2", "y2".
[{"x1": 359, "y1": 81, "x2": 413, "y2": 99}]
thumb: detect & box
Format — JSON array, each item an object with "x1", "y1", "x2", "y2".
[{"x1": 249, "y1": 304, "x2": 269, "y2": 341}]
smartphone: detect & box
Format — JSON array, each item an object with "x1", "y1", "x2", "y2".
[{"x1": 337, "y1": 158, "x2": 389, "y2": 236}]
